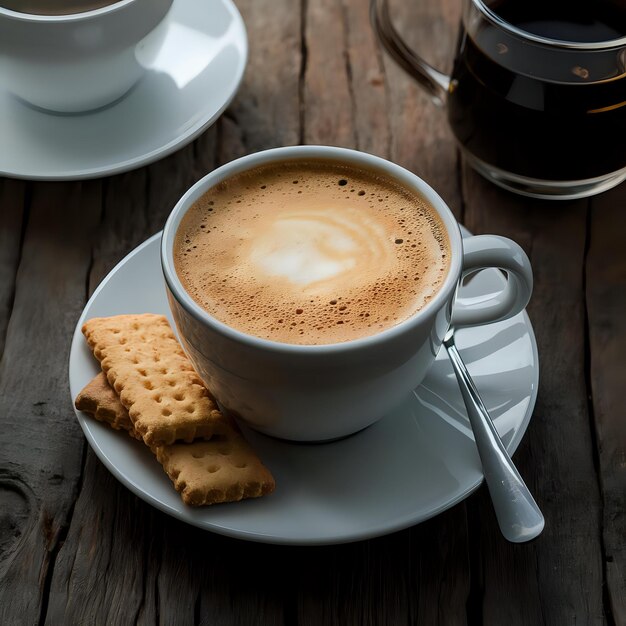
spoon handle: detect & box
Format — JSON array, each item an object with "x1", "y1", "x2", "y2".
[{"x1": 444, "y1": 339, "x2": 544, "y2": 543}]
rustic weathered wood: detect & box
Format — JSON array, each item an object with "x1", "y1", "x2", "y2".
[
  {"x1": 405, "y1": 509, "x2": 470, "y2": 626},
  {"x1": 303, "y1": 0, "x2": 355, "y2": 148},
  {"x1": 0, "y1": 179, "x2": 26, "y2": 359},
  {"x1": 386, "y1": 0, "x2": 463, "y2": 217},
  {"x1": 45, "y1": 452, "x2": 153, "y2": 624},
  {"x1": 462, "y1": 167, "x2": 606, "y2": 625},
  {"x1": 219, "y1": 0, "x2": 301, "y2": 162},
  {"x1": 587, "y1": 187, "x2": 626, "y2": 626},
  {"x1": 0, "y1": 182, "x2": 100, "y2": 625},
  {"x1": 297, "y1": 535, "x2": 412, "y2": 626},
  {"x1": 339, "y1": 0, "x2": 390, "y2": 157}
]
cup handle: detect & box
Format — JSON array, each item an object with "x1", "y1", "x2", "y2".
[
  {"x1": 453, "y1": 235, "x2": 533, "y2": 327},
  {"x1": 370, "y1": 0, "x2": 451, "y2": 106}
]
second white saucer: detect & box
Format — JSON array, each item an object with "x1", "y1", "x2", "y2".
[{"x1": 0, "y1": 0, "x2": 247, "y2": 180}]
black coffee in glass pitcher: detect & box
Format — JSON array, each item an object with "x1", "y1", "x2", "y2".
[
  {"x1": 372, "y1": 0, "x2": 626, "y2": 199},
  {"x1": 448, "y1": 0, "x2": 626, "y2": 184}
]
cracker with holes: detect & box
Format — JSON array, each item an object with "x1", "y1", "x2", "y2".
[
  {"x1": 75, "y1": 372, "x2": 139, "y2": 437},
  {"x1": 75, "y1": 373, "x2": 275, "y2": 506},
  {"x1": 154, "y1": 437, "x2": 275, "y2": 506},
  {"x1": 82, "y1": 313, "x2": 235, "y2": 447}
]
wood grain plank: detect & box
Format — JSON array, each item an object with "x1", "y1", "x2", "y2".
[
  {"x1": 586, "y1": 185, "x2": 626, "y2": 626},
  {"x1": 386, "y1": 0, "x2": 462, "y2": 217},
  {"x1": 303, "y1": 0, "x2": 355, "y2": 148},
  {"x1": 0, "y1": 181, "x2": 101, "y2": 625},
  {"x1": 297, "y1": 535, "x2": 410, "y2": 626},
  {"x1": 295, "y1": 511, "x2": 470, "y2": 626},
  {"x1": 145, "y1": 143, "x2": 206, "y2": 235},
  {"x1": 339, "y1": 0, "x2": 390, "y2": 157},
  {"x1": 157, "y1": 525, "x2": 287, "y2": 626},
  {"x1": 88, "y1": 171, "x2": 148, "y2": 291},
  {"x1": 45, "y1": 453, "x2": 152, "y2": 625},
  {"x1": 219, "y1": 0, "x2": 301, "y2": 163},
  {"x1": 409, "y1": 510, "x2": 469, "y2": 626},
  {"x1": 462, "y1": 167, "x2": 606, "y2": 625},
  {"x1": 0, "y1": 179, "x2": 26, "y2": 359},
  {"x1": 304, "y1": 0, "x2": 393, "y2": 156},
  {"x1": 88, "y1": 129, "x2": 216, "y2": 294}
]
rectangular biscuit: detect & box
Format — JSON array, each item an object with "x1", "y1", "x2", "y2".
[
  {"x1": 154, "y1": 437, "x2": 276, "y2": 506},
  {"x1": 75, "y1": 372, "x2": 139, "y2": 437},
  {"x1": 82, "y1": 314, "x2": 234, "y2": 446},
  {"x1": 75, "y1": 374, "x2": 275, "y2": 506}
]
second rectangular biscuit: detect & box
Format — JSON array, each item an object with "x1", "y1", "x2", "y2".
[
  {"x1": 75, "y1": 373, "x2": 276, "y2": 506},
  {"x1": 82, "y1": 313, "x2": 234, "y2": 446}
]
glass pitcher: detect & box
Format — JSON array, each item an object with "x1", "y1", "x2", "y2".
[{"x1": 371, "y1": 0, "x2": 626, "y2": 199}]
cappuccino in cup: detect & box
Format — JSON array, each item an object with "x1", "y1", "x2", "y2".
[
  {"x1": 162, "y1": 146, "x2": 532, "y2": 441},
  {"x1": 174, "y1": 160, "x2": 451, "y2": 345}
]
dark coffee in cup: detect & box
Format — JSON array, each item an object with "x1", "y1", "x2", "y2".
[
  {"x1": 447, "y1": 0, "x2": 626, "y2": 182},
  {"x1": 1, "y1": 0, "x2": 117, "y2": 14}
]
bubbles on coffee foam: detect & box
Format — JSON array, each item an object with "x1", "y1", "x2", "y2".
[{"x1": 174, "y1": 161, "x2": 450, "y2": 345}]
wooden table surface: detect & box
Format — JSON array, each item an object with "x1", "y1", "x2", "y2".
[{"x1": 1, "y1": 1, "x2": 624, "y2": 624}]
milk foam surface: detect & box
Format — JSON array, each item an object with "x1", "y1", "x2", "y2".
[{"x1": 174, "y1": 160, "x2": 450, "y2": 345}]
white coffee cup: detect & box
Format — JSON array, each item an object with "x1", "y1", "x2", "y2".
[
  {"x1": 161, "y1": 146, "x2": 533, "y2": 442},
  {"x1": 0, "y1": 0, "x2": 173, "y2": 113}
]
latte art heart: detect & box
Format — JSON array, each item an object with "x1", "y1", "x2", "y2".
[
  {"x1": 246, "y1": 207, "x2": 393, "y2": 291},
  {"x1": 175, "y1": 160, "x2": 450, "y2": 345}
]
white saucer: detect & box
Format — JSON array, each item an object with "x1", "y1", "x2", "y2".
[
  {"x1": 0, "y1": 0, "x2": 247, "y2": 180},
  {"x1": 69, "y1": 230, "x2": 539, "y2": 545}
]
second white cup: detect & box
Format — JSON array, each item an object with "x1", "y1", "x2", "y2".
[{"x1": 0, "y1": 0, "x2": 172, "y2": 113}]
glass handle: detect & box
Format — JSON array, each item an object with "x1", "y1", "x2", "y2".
[{"x1": 370, "y1": 0, "x2": 450, "y2": 106}]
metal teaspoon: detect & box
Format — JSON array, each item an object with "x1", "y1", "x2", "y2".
[{"x1": 443, "y1": 326, "x2": 545, "y2": 543}]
